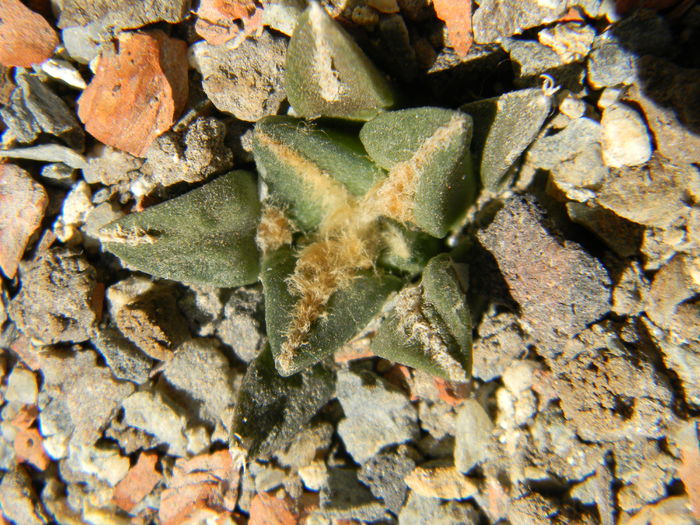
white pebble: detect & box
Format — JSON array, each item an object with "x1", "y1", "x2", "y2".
[{"x1": 601, "y1": 103, "x2": 652, "y2": 168}]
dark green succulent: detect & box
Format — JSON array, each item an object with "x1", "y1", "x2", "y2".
[{"x1": 100, "y1": 3, "x2": 481, "y2": 458}]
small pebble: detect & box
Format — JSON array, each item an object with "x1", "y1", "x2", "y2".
[{"x1": 601, "y1": 103, "x2": 652, "y2": 168}]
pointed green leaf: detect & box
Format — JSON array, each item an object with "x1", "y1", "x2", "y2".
[
  {"x1": 253, "y1": 116, "x2": 386, "y2": 231},
  {"x1": 461, "y1": 88, "x2": 551, "y2": 190},
  {"x1": 261, "y1": 247, "x2": 402, "y2": 376},
  {"x1": 99, "y1": 171, "x2": 260, "y2": 287},
  {"x1": 371, "y1": 254, "x2": 472, "y2": 381},
  {"x1": 231, "y1": 344, "x2": 335, "y2": 459},
  {"x1": 285, "y1": 2, "x2": 394, "y2": 120},
  {"x1": 359, "y1": 107, "x2": 476, "y2": 238}
]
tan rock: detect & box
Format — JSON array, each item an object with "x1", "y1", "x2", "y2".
[
  {"x1": 404, "y1": 465, "x2": 478, "y2": 500},
  {"x1": 0, "y1": 165, "x2": 48, "y2": 279},
  {"x1": 113, "y1": 451, "x2": 161, "y2": 512},
  {"x1": 0, "y1": 0, "x2": 58, "y2": 67},
  {"x1": 78, "y1": 30, "x2": 188, "y2": 157},
  {"x1": 601, "y1": 103, "x2": 652, "y2": 169}
]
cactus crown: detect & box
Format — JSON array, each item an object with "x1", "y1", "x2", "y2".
[{"x1": 100, "y1": 3, "x2": 477, "y2": 458}]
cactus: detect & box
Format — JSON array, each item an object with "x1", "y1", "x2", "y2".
[{"x1": 100, "y1": 4, "x2": 478, "y2": 457}]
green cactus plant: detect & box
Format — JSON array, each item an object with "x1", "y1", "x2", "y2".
[{"x1": 100, "y1": 3, "x2": 479, "y2": 458}]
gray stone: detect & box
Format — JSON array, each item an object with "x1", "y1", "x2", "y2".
[
  {"x1": 0, "y1": 144, "x2": 87, "y2": 169},
  {"x1": 40, "y1": 163, "x2": 77, "y2": 188},
  {"x1": 501, "y1": 38, "x2": 562, "y2": 78},
  {"x1": 61, "y1": 25, "x2": 102, "y2": 65},
  {"x1": 83, "y1": 143, "x2": 143, "y2": 186},
  {"x1": 472, "y1": 309, "x2": 529, "y2": 382},
  {"x1": 217, "y1": 287, "x2": 265, "y2": 363},
  {"x1": 476, "y1": 196, "x2": 611, "y2": 352},
  {"x1": 16, "y1": 71, "x2": 84, "y2": 150},
  {"x1": 455, "y1": 399, "x2": 494, "y2": 474},
  {"x1": 358, "y1": 448, "x2": 416, "y2": 514},
  {"x1": 418, "y1": 399, "x2": 456, "y2": 441},
  {"x1": 399, "y1": 491, "x2": 481, "y2": 525},
  {"x1": 336, "y1": 368, "x2": 419, "y2": 464},
  {"x1": 121, "y1": 390, "x2": 189, "y2": 457},
  {"x1": 39, "y1": 347, "x2": 135, "y2": 448},
  {"x1": 58, "y1": 0, "x2": 190, "y2": 38},
  {"x1": 162, "y1": 338, "x2": 238, "y2": 434},
  {"x1": 275, "y1": 421, "x2": 334, "y2": 469},
  {"x1": 0, "y1": 468, "x2": 49, "y2": 525},
  {"x1": 472, "y1": 0, "x2": 569, "y2": 44},
  {"x1": 537, "y1": 22, "x2": 596, "y2": 64},
  {"x1": 177, "y1": 285, "x2": 225, "y2": 337},
  {"x1": 524, "y1": 116, "x2": 607, "y2": 201},
  {"x1": 92, "y1": 325, "x2": 154, "y2": 384},
  {"x1": 462, "y1": 88, "x2": 551, "y2": 190},
  {"x1": 587, "y1": 40, "x2": 637, "y2": 89},
  {"x1": 319, "y1": 468, "x2": 390, "y2": 522},
  {"x1": 144, "y1": 117, "x2": 233, "y2": 187},
  {"x1": 61, "y1": 442, "x2": 130, "y2": 487},
  {"x1": 191, "y1": 31, "x2": 287, "y2": 122},
  {"x1": 82, "y1": 201, "x2": 124, "y2": 250},
  {"x1": 253, "y1": 464, "x2": 286, "y2": 493},
  {"x1": 600, "y1": 103, "x2": 652, "y2": 168},
  {"x1": 0, "y1": 86, "x2": 41, "y2": 144},
  {"x1": 10, "y1": 249, "x2": 97, "y2": 344}
]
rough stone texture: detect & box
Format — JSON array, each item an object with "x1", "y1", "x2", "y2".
[
  {"x1": 121, "y1": 390, "x2": 190, "y2": 457},
  {"x1": 58, "y1": 0, "x2": 190, "y2": 36},
  {"x1": 501, "y1": 38, "x2": 562, "y2": 79},
  {"x1": 0, "y1": 164, "x2": 48, "y2": 279},
  {"x1": 162, "y1": 338, "x2": 238, "y2": 435},
  {"x1": 566, "y1": 201, "x2": 645, "y2": 258},
  {"x1": 78, "y1": 30, "x2": 188, "y2": 157},
  {"x1": 107, "y1": 276, "x2": 189, "y2": 361},
  {"x1": 455, "y1": 399, "x2": 494, "y2": 474},
  {"x1": 144, "y1": 116, "x2": 234, "y2": 187},
  {"x1": 39, "y1": 348, "x2": 135, "y2": 448},
  {"x1": 275, "y1": 421, "x2": 333, "y2": 469},
  {"x1": 597, "y1": 155, "x2": 692, "y2": 230},
  {"x1": 0, "y1": 0, "x2": 58, "y2": 68},
  {"x1": 471, "y1": 310, "x2": 528, "y2": 381},
  {"x1": 399, "y1": 491, "x2": 482, "y2": 524},
  {"x1": 217, "y1": 287, "x2": 265, "y2": 363},
  {"x1": 0, "y1": 144, "x2": 87, "y2": 169},
  {"x1": 0, "y1": 86, "x2": 42, "y2": 144},
  {"x1": 627, "y1": 57, "x2": 700, "y2": 165},
  {"x1": 476, "y1": 196, "x2": 611, "y2": 352},
  {"x1": 0, "y1": 467, "x2": 50, "y2": 525},
  {"x1": 336, "y1": 368, "x2": 419, "y2": 464},
  {"x1": 523, "y1": 117, "x2": 608, "y2": 202},
  {"x1": 10, "y1": 249, "x2": 97, "y2": 344},
  {"x1": 358, "y1": 448, "x2": 417, "y2": 514},
  {"x1": 92, "y1": 325, "x2": 154, "y2": 384},
  {"x1": 5, "y1": 365, "x2": 38, "y2": 405},
  {"x1": 319, "y1": 468, "x2": 389, "y2": 522},
  {"x1": 191, "y1": 31, "x2": 287, "y2": 122},
  {"x1": 552, "y1": 324, "x2": 674, "y2": 442},
  {"x1": 600, "y1": 103, "x2": 652, "y2": 168},
  {"x1": 15, "y1": 71, "x2": 84, "y2": 150},
  {"x1": 472, "y1": 0, "x2": 568, "y2": 44},
  {"x1": 538, "y1": 22, "x2": 596, "y2": 64},
  {"x1": 611, "y1": 261, "x2": 650, "y2": 316},
  {"x1": 82, "y1": 144, "x2": 144, "y2": 186},
  {"x1": 405, "y1": 465, "x2": 478, "y2": 499}
]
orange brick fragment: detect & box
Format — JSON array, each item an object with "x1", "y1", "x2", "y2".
[
  {"x1": 677, "y1": 423, "x2": 700, "y2": 519},
  {"x1": 0, "y1": 165, "x2": 48, "y2": 279},
  {"x1": 14, "y1": 427, "x2": 50, "y2": 470},
  {"x1": 159, "y1": 449, "x2": 241, "y2": 525},
  {"x1": 434, "y1": 0, "x2": 473, "y2": 57},
  {"x1": 10, "y1": 406, "x2": 39, "y2": 431},
  {"x1": 113, "y1": 451, "x2": 162, "y2": 512},
  {"x1": 195, "y1": 0, "x2": 263, "y2": 45},
  {"x1": 434, "y1": 378, "x2": 469, "y2": 406},
  {"x1": 249, "y1": 492, "x2": 298, "y2": 525},
  {"x1": 0, "y1": 0, "x2": 58, "y2": 67},
  {"x1": 78, "y1": 30, "x2": 188, "y2": 157}
]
